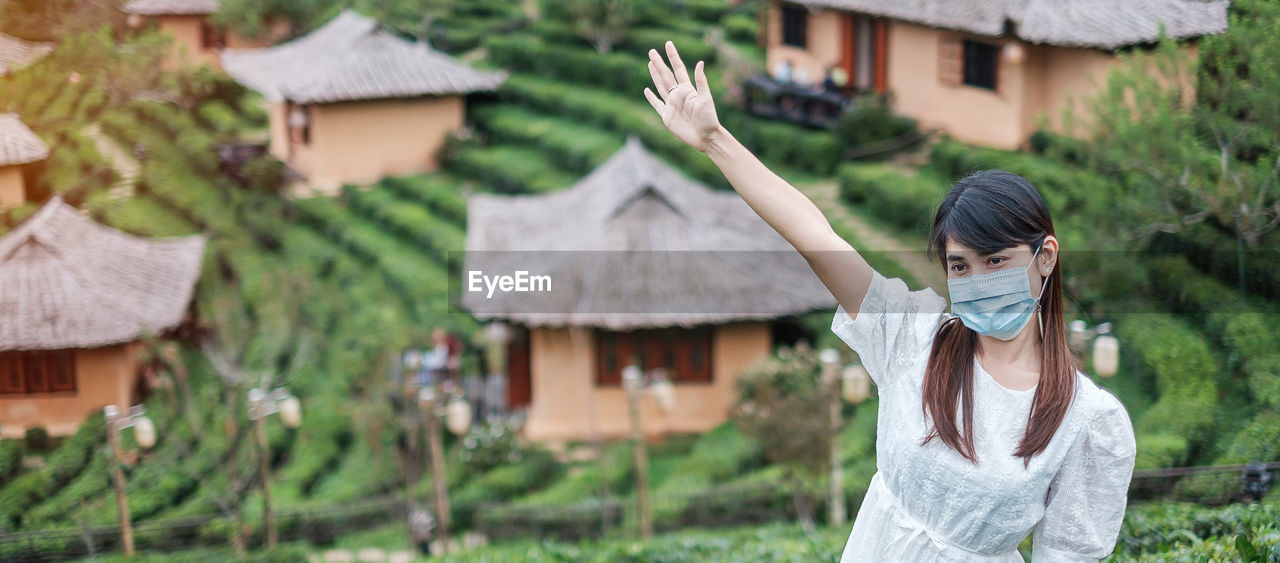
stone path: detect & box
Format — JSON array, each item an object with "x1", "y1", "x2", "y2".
[
  {"x1": 82, "y1": 123, "x2": 140, "y2": 201},
  {"x1": 793, "y1": 179, "x2": 947, "y2": 293}
]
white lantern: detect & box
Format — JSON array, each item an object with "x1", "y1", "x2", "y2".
[
  {"x1": 651, "y1": 376, "x2": 676, "y2": 413},
  {"x1": 133, "y1": 416, "x2": 157, "y2": 449},
  {"x1": 1002, "y1": 41, "x2": 1026, "y2": 65},
  {"x1": 279, "y1": 395, "x2": 302, "y2": 429},
  {"x1": 621, "y1": 365, "x2": 643, "y2": 392},
  {"x1": 841, "y1": 364, "x2": 870, "y2": 404},
  {"x1": 446, "y1": 397, "x2": 472, "y2": 436},
  {"x1": 819, "y1": 348, "x2": 840, "y2": 366},
  {"x1": 1092, "y1": 334, "x2": 1119, "y2": 378}
]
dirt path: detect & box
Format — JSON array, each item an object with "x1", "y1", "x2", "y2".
[
  {"x1": 794, "y1": 179, "x2": 946, "y2": 293},
  {"x1": 83, "y1": 123, "x2": 139, "y2": 200}
]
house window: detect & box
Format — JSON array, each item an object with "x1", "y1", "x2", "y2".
[
  {"x1": 200, "y1": 18, "x2": 227, "y2": 49},
  {"x1": 0, "y1": 351, "x2": 77, "y2": 395},
  {"x1": 961, "y1": 39, "x2": 999, "y2": 90},
  {"x1": 781, "y1": 4, "x2": 807, "y2": 48},
  {"x1": 595, "y1": 327, "x2": 713, "y2": 386}
]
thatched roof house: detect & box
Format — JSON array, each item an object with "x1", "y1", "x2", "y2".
[
  {"x1": 786, "y1": 0, "x2": 1229, "y2": 49},
  {"x1": 0, "y1": 197, "x2": 206, "y2": 437},
  {"x1": 0, "y1": 196, "x2": 206, "y2": 351},
  {"x1": 0, "y1": 32, "x2": 53, "y2": 76},
  {"x1": 123, "y1": 0, "x2": 284, "y2": 69},
  {"x1": 0, "y1": 114, "x2": 48, "y2": 168},
  {"x1": 123, "y1": 0, "x2": 217, "y2": 16},
  {"x1": 221, "y1": 9, "x2": 507, "y2": 104},
  {"x1": 461, "y1": 137, "x2": 833, "y2": 441},
  {"x1": 765, "y1": 0, "x2": 1230, "y2": 148},
  {"x1": 219, "y1": 10, "x2": 507, "y2": 191},
  {"x1": 463, "y1": 136, "x2": 833, "y2": 329},
  {"x1": 0, "y1": 114, "x2": 49, "y2": 209}
]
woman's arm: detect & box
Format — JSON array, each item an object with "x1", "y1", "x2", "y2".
[{"x1": 643, "y1": 41, "x2": 876, "y2": 318}]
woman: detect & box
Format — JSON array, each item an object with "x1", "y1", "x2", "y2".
[{"x1": 643, "y1": 41, "x2": 1137, "y2": 561}]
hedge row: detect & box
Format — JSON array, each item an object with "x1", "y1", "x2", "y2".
[
  {"x1": 340, "y1": 184, "x2": 465, "y2": 269},
  {"x1": 444, "y1": 141, "x2": 580, "y2": 194},
  {"x1": 377, "y1": 175, "x2": 467, "y2": 226},
  {"x1": 289, "y1": 195, "x2": 450, "y2": 318},
  {"x1": 524, "y1": 21, "x2": 718, "y2": 66},
  {"x1": 1116, "y1": 501, "x2": 1280, "y2": 557},
  {"x1": 0, "y1": 441, "x2": 22, "y2": 488},
  {"x1": 837, "y1": 162, "x2": 949, "y2": 236},
  {"x1": 492, "y1": 73, "x2": 727, "y2": 188},
  {"x1": 0, "y1": 413, "x2": 106, "y2": 530},
  {"x1": 469, "y1": 103, "x2": 622, "y2": 175}
]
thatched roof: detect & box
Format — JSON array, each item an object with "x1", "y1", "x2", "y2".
[
  {"x1": 461, "y1": 136, "x2": 836, "y2": 330},
  {"x1": 787, "y1": 0, "x2": 1230, "y2": 49},
  {"x1": 0, "y1": 32, "x2": 53, "y2": 75},
  {"x1": 220, "y1": 9, "x2": 507, "y2": 104},
  {"x1": 0, "y1": 114, "x2": 49, "y2": 167},
  {"x1": 122, "y1": 0, "x2": 218, "y2": 16},
  {"x1": 0, "y1": 197, "x2": 207, "y2": 351}
]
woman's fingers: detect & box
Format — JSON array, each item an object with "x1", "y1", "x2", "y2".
[
  {"x1": 694, "y1": 60, "x2": 711, "y2": 101},
  {"x1": 648, "y1": 50, "x2": 676, "y2": 99},
  {"x1": 665, "y1": 40, "x2": 692, "y2": 86},
  {"x1": 647, "y1": 59, "x2": 673, "y2": 102},
  {"x1": 643, "y1": 87, "x2": 665, "y2": 116}
]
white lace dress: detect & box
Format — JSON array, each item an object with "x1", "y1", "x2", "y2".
[{"x1": 831, "y1": 271, "x2": 1137, "y2": 562}]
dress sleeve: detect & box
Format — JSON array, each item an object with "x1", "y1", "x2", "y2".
[
  {"x1": 1031, "y1": 390, "x2": 1138, "y2": 562},
  {"x1": 829, "y1": 270, "x2": 949, "y2": 389}
]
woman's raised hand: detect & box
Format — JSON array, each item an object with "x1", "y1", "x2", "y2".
[{"x1": 644, "y1": 41, "x2": 722, "y2": 154}]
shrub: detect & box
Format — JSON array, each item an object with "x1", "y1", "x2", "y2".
[
  {"x1": 833, "y1": 94, "x2": 918, "y2": 153},
  {"x1": 1134, "y1": 433, "x2": 1190, "y2": 470},
  {"x1": 0, "y1": 441, "x2": 22, "y2": 486},
  {"x1": 1116, "y1": 314, "x2": 1219, "y2": 463},
  {"x1": 22, "y1": 426, "x2": 50, "y2": 451},
  {"x1": 722, "y1": 12, "x2": 758, "y2": 43}
]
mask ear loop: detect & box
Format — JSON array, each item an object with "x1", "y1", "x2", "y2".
[{"x1": 1030, "y1": 241, "x2": 1050, "y2": 335}]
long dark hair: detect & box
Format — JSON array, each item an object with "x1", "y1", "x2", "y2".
[{"x1": 921, "y1": 170, "x2": 1077, "y2": 466}]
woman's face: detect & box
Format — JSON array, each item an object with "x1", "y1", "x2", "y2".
[{"x1": 944, "y1": 237, "x2": 1057, "y2": 286}]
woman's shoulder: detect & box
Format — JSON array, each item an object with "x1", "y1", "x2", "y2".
[{"x1": 1065, "y1": 371, "x2": 1137, "y2": 453}]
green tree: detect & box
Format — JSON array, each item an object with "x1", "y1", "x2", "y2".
[
  {"x1": 1054, "y1": 1, "x2": 1279, "y2": 251},
  {"x1": 543, "y1": 0, "x2": 641, "y2": 54},
  {"x1": 729, "y1": 341, "x2": 835, "y2": 533}
]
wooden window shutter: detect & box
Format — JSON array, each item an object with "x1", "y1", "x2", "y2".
[{"x1": 938, "y1": 33, "x2": 962, "y2": 87}]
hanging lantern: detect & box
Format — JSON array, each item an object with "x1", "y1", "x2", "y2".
[
  {"x1": 1002, "y1": 41, "x2": 1026, "y2": 65},
  {"x1": 279, "y1": 395, "x2": 302, "y2": 429},
  {"x1": 134, "y1": 416, "x2": 157, "y2": 450},
  {"x1": 446, "y1": 397, "x2": 472, "y2": 435},
  {"x1": 651, "y1": 375, "x2": 676, "y2": 413},
  {"x1": 1092, "y1": 334, "x2": 1119, "y2": 378},
  {"x1": 842, "y1": 364, "x2": 870, "y2": 404}
]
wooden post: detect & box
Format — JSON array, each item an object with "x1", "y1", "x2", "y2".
[
  {"x1": 105, "y1": 409, "x2": 134, "y2": 557},
  {"x1": 823, "y1": 362, "x2": 846, "y2": 527},
  {"x1": 423, "y1": 383, "x2": 452, "y2": 552},
  {"x1": 252, "y1": 400, "x2": 277, "y2": 549},
  {"x1": 626, "y1": 384, "x2": 652, "y2": 539}
]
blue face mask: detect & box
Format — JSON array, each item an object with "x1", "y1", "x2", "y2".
[{"x1": 946, "y1": 243, "x2": 1049, "y2": 341}]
